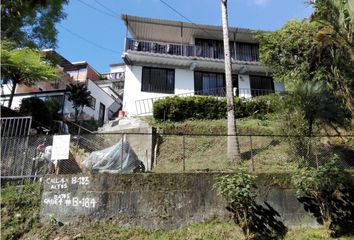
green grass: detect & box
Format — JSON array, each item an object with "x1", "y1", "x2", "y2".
[
  {"x1": 22, "y1": 219, "x2": 354, "y2": 240},
  {"x1": 1, "y1": 182, "x2": 42, "y2": 240},
  {"x1": 147, "y1": 115, "x2": 354, "y2": 174}
]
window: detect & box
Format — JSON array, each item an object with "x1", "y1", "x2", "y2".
[
  {"x1": 194, "y1": 71, "x2": 238, "y2": 96},
  {"x1": 250, "y1": 75, "x2": 274, "y2": 96},
  {"x1": 89, "y1": 96, "x2": 96, "y2": 109},
  {"x1": 141, "y1": 67, "x2": 175, "y2": 94}
]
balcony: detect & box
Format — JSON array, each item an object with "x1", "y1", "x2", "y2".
[{"x1": 125, "y1": 38, "x2": 259, "y2": 62}]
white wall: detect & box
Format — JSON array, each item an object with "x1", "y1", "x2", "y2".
[
  {"x1": 110, "y1": 65, "x2": 125, "y2": 73},
  {"x1": 122, "y1": 66, "x2": 194, "y2": 116},
  {"x1": 274, "y1": 82, "x2": 285, "y2": 92},
  {"x1": 238, "y1": 74, "x2": 252, "y2": 98},
  {"x1": 86, "y1": 80, "x2": 117, "y2": 123}
]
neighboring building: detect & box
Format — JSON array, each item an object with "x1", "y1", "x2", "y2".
[
  {"x1": 0, "y1": 50, "x2": 121, "y2": 125},
  {"x1": 121, "y1": 15, "x2": 285, "y2": 116}
]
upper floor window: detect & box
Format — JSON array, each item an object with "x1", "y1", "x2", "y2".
[{"x1": 142, "y1": 67, "x2": 175, "y2": 94}]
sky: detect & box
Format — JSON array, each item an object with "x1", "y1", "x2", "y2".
[{"x1": 56, "y1": 0, "x2": 313, "y2": 73}]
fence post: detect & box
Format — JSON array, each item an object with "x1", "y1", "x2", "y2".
[
  {"x1": 120, "y1": 133, "x2": 124, "y2": 172},
  {"x1": 76, "y1": 124, "x2": 81, "y2": 151},
  {"x1": 250, "y1": 136, "x2": 255, "y2": 172},
  {"x1": 182, "y1": 135, "x2": 186, "y2": 172}
]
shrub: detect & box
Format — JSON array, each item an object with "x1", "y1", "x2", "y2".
[
  {"x1": 153, "y1": 94, "x2": 282, "y2": 121},
  {"x1": 214, "y1": 171, "x2": 287, "y2": 240},
  {"x1": 293, "y1": 156, "x2": 354, "y2": 237},
  {"x1": 19, "y1": 96, "x2": 52, "y2": 127}
]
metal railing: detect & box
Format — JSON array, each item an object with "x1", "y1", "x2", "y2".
[
  {"x1": 1, "y1": 132, "x2": 353, "y2": 179},
  {"x1": 126, "y1": 38, "x2": 259, "y2": 62}
]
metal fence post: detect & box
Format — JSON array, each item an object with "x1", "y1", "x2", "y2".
[
  {"x1": 76, "y1": 124, "x2": 81, "y2": 151},
  {"x1": 250, "y1": 136, "x2": 255, "y2": 172},
  {"x1": 120, "y1": 133, "x2": 124, "y2": 172},
  {"x1": 182, "y1": 135, "x2": 186, "y2": 172}
]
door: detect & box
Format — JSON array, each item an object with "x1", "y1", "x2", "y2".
[{"x1": 98, "y1": 103, "x2": 105, "y2": 126}]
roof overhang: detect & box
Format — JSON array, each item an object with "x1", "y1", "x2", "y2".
[
  {"x1": 122, "y1": 14, "x2": 260, "y2": 44},
  {"x1": 122, "y1": 52, "x2": 269, "y2": 74}
]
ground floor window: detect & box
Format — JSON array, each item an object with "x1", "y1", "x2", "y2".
[
  {"x1": 194, "y1": 71, "x2": 238, "y2": 96},
  {"x1": 249, "y1": 75, "x2": 274, "y2": 96},
  {"x1": 141, "y1": 67, "x2": 175, "y2": 94}
]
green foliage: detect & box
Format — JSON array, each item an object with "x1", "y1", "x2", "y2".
[
  {"x1": 282, "y1": 81, "x2": 351, "y2": 161},
  {"x1": 257, "y1": 0, "x2": 354, "y2": 112},
  {"x1": 153, "y1": 94, "x2": 281, "y2": 122},
  {"x1": 1, "y1": 183, "x2": 42, "y2": 240},
  {"x1": 45, "y1": 97, "x2": 62, "y2": 121},
  {"x1": 66, "y1": 83, "x2": 92, "y2": 122},
  {"x1": 19, "y1": 96, "x2": 52, "y2": 128},
  {"x1": 1, "y1": 0, "x2": 69, "y2": 48},
  {"x1": 214, "y1": 172, "x2": 287, "y2": 240},
  {"x1": 293, "y1": 155, "x2": 353, "y2": 236},
  {"x1": 1, "y1": 41, "x2": 59, "y2": 107}
]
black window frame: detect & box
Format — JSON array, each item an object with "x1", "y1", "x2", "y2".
[
  {"x1": 194, "y1": 71, "x2": 238, "y2": 96},
  {"x1": 89, "y1": 96, "x2": 96, "y2": 110},
  {"x1": 141, "y1": 67, "x2": 175, "y2": 94}
]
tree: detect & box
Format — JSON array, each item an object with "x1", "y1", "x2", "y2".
[
  {"x1": 1, "y1": 41, "x2": 59, "y2": 108},
  {"x1": 19, "y1": 96, "x2": 52, "y2": 128},
  {"x1": 257, "y1": 0, "x2": 354, "y2": 113},
  {"x1": 282, "y1": 81, "x2": 350, "y2": 159},
  {"x1": 66, "y1": 83, "x2": 92, "y2": 123},
  {"x1": 293, "y1": 156, "x2": 353, "y2": 237},
  {"x1": 1, "y1": 0, "x2": 69, "y2": 48},
  {"x1": 220, "y1": 0, "x2": 240, "y2": 162}
]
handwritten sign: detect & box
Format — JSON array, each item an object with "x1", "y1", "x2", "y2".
[
  {"x1": 43, "y1": 176, "x2": 97, "y2": 209},
  {"x1": 51, "y1": 135, "x2": 70, "y2": 160}
]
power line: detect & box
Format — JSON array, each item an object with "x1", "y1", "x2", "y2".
[
  {"x1": 58, "y1": 24, "x2": 120, "y2": 54},
  {"x1": 93, "y1": 0, "x2": 119, "y2": 17},
  {"x1": 158, "y1": 0, "x2": 221, "y2": 39},
  {"x1": 76, "y1": 0, "x2": 117, "y2": 19}
]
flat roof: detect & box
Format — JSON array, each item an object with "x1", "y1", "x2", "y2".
[{"x1": 122, "y1": 14, "x2": 259, "y2": 44}]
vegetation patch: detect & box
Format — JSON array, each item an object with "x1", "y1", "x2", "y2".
[
  {"x1": 1, "y1": 182, "x2": 42, "y2": 240},
  {"x1": 153, "y1": 94, "x2": 281, "y2": 122}
]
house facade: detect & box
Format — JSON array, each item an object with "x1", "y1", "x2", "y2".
[
  {"x1": 121, "y1": 15, "x2": 284, "y2": 116},
  {"x1": 0, "y1": 50, "x2": 121, "y2": 125}
]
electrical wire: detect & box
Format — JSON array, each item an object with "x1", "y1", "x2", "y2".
[
  {"x1": 158, "y1": 0, "x2": 221, "y2": 39},
  {"x1": 93, "y1": 0, "x2": 119, "y2": 17},
  {"x1": 77, "y1": 0, "x2": 117, "y2": 19},
  {"x1": 58, "y1": 24, "x2": 120, "y2": 54}
]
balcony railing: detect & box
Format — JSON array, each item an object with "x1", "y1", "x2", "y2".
[{"x1": 125, "y1": 38, "x2": 259, "y2": 62}]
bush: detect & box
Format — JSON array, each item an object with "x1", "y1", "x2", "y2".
[
  {"x1": 293, "y1": 156, "x2": 354, "y2": 237},
  {"x1": 19, "y1": 96, "x2": 52, "y2": 127},
  {"x1": 214, "y1": 171, "x2": 287, "y2": 240},
  {"x1": 153, "y1": 94, "x2": 282, "y2": 121}
]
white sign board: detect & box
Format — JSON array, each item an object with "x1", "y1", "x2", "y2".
[{"x1": 51, "y1": 135, "x2": 71, "y2": 160}]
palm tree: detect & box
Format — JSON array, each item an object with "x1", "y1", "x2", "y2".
[
  {"x1": 1, "y1": 41, "x2": 58, "y2": 107},
  {"x1": 310, "y1": 0, "x2": 354, "y2": 112},
  {"x1": 220, "y1": 0, "x2": 239, "y2": 162},
  {"x1": 284, "y1": 81, "x2": 350, "y2": 158},
  {"x1": 66, "y1": 83, "x2": 91, "y2": 122}
]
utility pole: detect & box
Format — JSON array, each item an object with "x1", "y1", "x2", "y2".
[{"x1": 221, "y1": 0, "x2": 239, "y2": 162}]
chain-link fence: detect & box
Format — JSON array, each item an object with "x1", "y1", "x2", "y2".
[{"x1": 1, "y1": 133, "x2": 353, "y2": 179}]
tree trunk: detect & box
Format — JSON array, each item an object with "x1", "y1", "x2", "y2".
[
  {"x1": 74, "y1": 108, "x2": 79, "y2": 123},
  {"x1": 221, "y1": 0, "x2": 239, "y2": 162},
  {"x1": 7, "y1": 81, "x2": 17, "y2": 108}
]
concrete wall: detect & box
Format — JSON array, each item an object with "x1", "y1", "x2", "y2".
[{"x1": 41, "y1": 173, "x2": 318, "y2": 230}]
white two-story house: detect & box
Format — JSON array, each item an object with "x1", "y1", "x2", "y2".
[{"x1": 120, "y1": 15, "x2": 284, "y2": 116}]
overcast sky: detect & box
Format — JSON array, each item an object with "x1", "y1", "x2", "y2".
[{"x1": 56, "y1": 0, "x2": 313, "y2": 73}]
